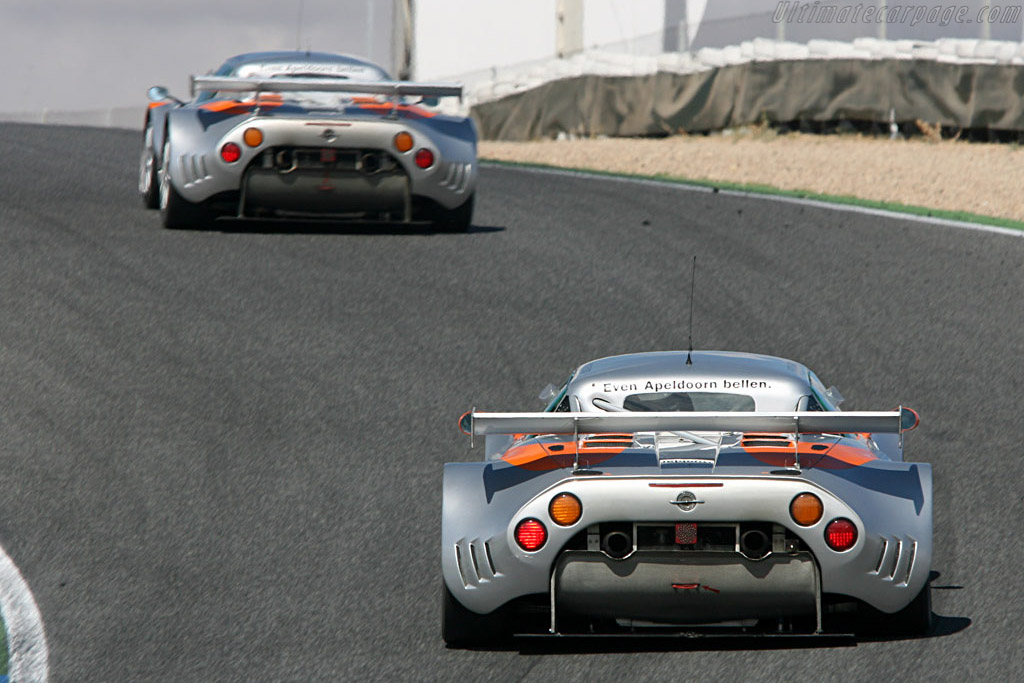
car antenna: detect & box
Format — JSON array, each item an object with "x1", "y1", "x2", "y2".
[{"x1": 686, "y1": 255, "x2": 696, "y2": 365}]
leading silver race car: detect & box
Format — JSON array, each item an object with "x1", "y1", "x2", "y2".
[
  {"x1": 140, "y1": 51, "x2": 477, "y2": 230},
  {"x1": 442, "y1": 351, "x2": 933, "y2": 645}
]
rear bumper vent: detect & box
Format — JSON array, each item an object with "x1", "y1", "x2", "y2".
[
  {"x1": 870, "y1": 535, "x2": 918, "y2": 587},
  {"x1": 439, "y1": 161, "x2": 472, "y2": 194},
  {"x1": 453, "y1": 538, "x2": 500, "y2": 587},
  {"x1": 179, "y1": 153, "x2": 211, "y2": 187}
]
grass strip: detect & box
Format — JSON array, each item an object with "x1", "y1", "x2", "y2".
[{"x1": 482, "y1": 158, "x2": 1024, "y2": 233}]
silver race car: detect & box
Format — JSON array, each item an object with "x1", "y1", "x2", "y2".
[
  {"x1": 442, "y1": 351, "x2": 933, "y2": 645},
  {"x1": 140, "y1": 51, "x2": 477, "y2": 230}
]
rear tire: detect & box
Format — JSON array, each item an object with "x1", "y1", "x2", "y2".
[
  {"x1": 432, "y1": 195, "x2": 474, "y2": 233},
  {"x1": 442, "y1": 583, "x2": 508, "y2": 648},
  {"x1": 844, "y1": 583, "x2": 933, "y2": 637},
  {"x1": 159, "y1": 139, "x2": 211, "y2": 230},
  {"x1": 886, "y1": 582, "x2": 933, "y2": 636},
  {"x1": 139, "y1": 126, "x2": 160, "y2": 209}
]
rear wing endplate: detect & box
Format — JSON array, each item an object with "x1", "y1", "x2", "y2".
[
  {"x1": 460, "y1": 410, "x2": 908, "y2": 437},
  {"x1": 190, "y1": 75, "x2": 463, "y2": 100}
]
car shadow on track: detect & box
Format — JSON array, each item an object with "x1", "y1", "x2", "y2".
[
  {"x1": 198, "y1": 218, "x2": 506, "y2": 236},
  {"x1": 508, "y1": 614, "x2": 971, "y2": 654},
  {"x1": 856, "y1": 572, "x2": 971, "y2": 644},
  {"x1": 511, "y1": 633, "x2": 859, "y2": 654},
  {"x1": 503, "y1": 615, "x2": 971, "y2": 655},
  {"x1": 855, "y1": 614, "x2": 971, "y2": 644}
]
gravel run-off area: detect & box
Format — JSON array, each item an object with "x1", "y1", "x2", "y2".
[{"x1": 480, "y1": 132, "x2": 1024, "y2": 223}]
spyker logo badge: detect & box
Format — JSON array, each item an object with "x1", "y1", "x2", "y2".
[
  {"x1": 670, "y1": 491, "x2": 704, "y2": 512},
  {"x1": 321, "y1": 128, "x2": 337, "y2": 143}
]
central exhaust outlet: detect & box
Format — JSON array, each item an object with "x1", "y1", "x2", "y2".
[
  {"x1": 359, "y1": 152, "x2": 381, "y2": 174},
  {"x1": 601, "y1": 531, "x2": 633, "y2": 559},
  {"x1": 740, "y1": 529, "x2": 771, "y2": 560},
  {"x1": 275, "y1": 149, "x2": 297, "y2": 174}
]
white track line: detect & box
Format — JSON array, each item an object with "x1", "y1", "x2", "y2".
[
  {"x1": 487, "y1": 162, "x2": 1024, "y2": 239},
  {"x1": 0, "y1": 543, "x2": 48, "y2": 682}
]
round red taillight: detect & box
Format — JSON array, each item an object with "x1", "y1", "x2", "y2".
[
  {"x1": 220, "y1": 142, "x2": 242, "y2": 163},
  {"x1": 514, "y1": 518, "x2": 547, "y2": 551},
  {"x1": 414, "y1": 148, "x2": 434, "y2": 169},
  {"x1": 824, "y1": 518, "x2": 858, "y2": 551}
]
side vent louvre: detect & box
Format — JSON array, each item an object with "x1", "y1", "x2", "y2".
[
  {"x1": 901, "y1": 540, "x2": 917, "y2": 587},
  {"x1": 454, "y1": 538, "x2": 501, "y2": 587},
  {"x1": 889, "y1": 540, "x2": 902, "y2": 580},
  {"x1": 870, "y1": 535, "x2": 917, "y2": 586},
  {"x1": 451, "y1": 163, "x2": 464, "y2": 191},
  {"x1": 177, "y1": 156, "x2": 189, "y2": 185},
  {"x1": 483, "y1": 541, "x2": 498, "y2": 576},
  {"x1": 469, "y1": 544, "x2": 481, "y2": 579},
  {"x1": 441, "y1": 162, "x2": 455, "y2": 186},
  {"x1": 872, "y1": 537, "x2": 890, "y2": 575},
  {"x1": 454, "y1": 544, "x2": 468, "y2": 587},
  {"x1": 439, "y1": 162, "x2": 472, "y2": 193}
]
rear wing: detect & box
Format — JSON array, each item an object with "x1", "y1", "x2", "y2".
[
  {"x1": 461, "y1": 410, "x2": 909, "y2": 437},
  {"x1": 190, "y1": 75, "x2": 463, "y2": 100}
]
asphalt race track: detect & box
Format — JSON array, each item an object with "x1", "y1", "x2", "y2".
[{"x1": 0, "y1": 122, "x2": 1021, "y2": 681}]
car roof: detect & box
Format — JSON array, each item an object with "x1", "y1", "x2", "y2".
[{"x1": 568, "y1": 351, "x2": 814, "y2": 411}]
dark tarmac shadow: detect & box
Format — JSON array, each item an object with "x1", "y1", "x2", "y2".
[
  {"x1": 203, "y1": 218, "x2": 505, "y2": 236},
  {"x1": 504, "y1": 613, "x2": 971, "y2": 654},
  {"x1": 511, "y1": 632, "x2": 858, "y2": 655}
]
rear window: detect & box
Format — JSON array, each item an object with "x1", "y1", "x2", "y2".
[{"x1": 623, "y1": 392, "x2": 755, "y2": 412}]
